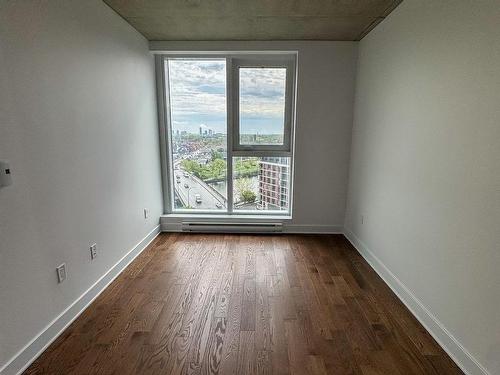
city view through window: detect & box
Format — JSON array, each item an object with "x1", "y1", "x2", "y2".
[{"x1": 167, "y1": 58, "x2": 291, "y2": 212}]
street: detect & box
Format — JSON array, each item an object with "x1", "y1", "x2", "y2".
[{"x1": 173, "y1": 168, "x2": 226, "y2": 210}]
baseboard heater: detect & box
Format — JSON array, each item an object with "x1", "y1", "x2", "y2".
[{"x1": 181, "y1": 221, "x2": 283, "y2": 233}]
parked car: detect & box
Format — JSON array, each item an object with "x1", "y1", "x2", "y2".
[
  {"x1": 184, "y1": 183, "x2": 189, "y2": 188},
  {"x1": 195, "y1": 194, "x2": 202, "y2": 204},
  {"x1": 183, "y1": 172, "x2": 189, "y2": 177},
  {"x1": 216, "y1": 202, "x2": 222, "y2": 208}
]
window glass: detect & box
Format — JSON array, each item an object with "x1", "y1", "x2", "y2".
[
  {"x1": 233, "y1": 157, "x2": 290, "y2": 211},
  {"x1": 239, "y1": 68, "x2": 286, "y2": 145},
  {"x1": 163, "y1": 55, "x2": 294, "y2": 215},
  {"x1": 167, "y1": 59, "x2": 227, "y2": 211}
]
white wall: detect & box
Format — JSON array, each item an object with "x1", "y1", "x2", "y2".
[
  {"x1": 0, "y1": 0, "x2": 162, "y2": 370},
  {"x1": 345, "y1": 1, "x2": 500, "y2": 374},
  {"x1": 151, "y1": 41, "x2": 358, "y2": 232},
  {"x1": 290, "y1": 42, "x2": 356, "y2": 232}
]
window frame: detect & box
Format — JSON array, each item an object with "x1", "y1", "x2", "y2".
[
  {"x1": 232, "y1": 55, "x2": 295, "y2": 155},
  {"x1": 155, "y1": 52, "x2": 297, "y2": 216}
]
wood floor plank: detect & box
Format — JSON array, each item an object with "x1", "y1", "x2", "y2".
[
  {"x1": 236, "y1": 331, "x2": 255, "y2": 375},
  {"x1": 284, "y1": 319, "x2": 308, "y2": 375},
  {"x1": 269, "y1": 297, "x2": 291, "y2": 375},
  {"x1": 218, "y1": 266, "x2": 244, "y2": 375},
  {"x1": 202, "y1": 317, "x2": 227, "y2": 375},
  {"x1": 256, "y1": 350, "x2": 272, "y2": 375},
  {"x1": 307, "y1": 355, "x2": 329, "y2": 375},
  {"x1": 24, "y1": 233, "x2": 464, "y2": 375}
]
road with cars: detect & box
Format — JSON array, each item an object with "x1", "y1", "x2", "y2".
[{"x1": 173, "y1": 168, "x2": 226, "y2": 210}]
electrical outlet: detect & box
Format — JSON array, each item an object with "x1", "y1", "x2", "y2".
[
  {"x1": 56, "y1": 263, "x2": 66, "y2": 283},
  {"x1": 144, "y1": 208, "x2": 150, "y2": 219},
  {"x1": 0, "y1": 161, "x2": 13, "y2": 187},
  {"x1": 90, "y1": 243, "x2": 97, "y2": 260}
]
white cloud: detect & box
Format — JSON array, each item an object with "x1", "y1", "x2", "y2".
[{"x1": 167, "y1": 60, "x2": 286, "y2": 131}]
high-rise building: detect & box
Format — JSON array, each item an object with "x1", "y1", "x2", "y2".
[{"x1": 258, "y1": 157, "x2": 289, "y2": 210}]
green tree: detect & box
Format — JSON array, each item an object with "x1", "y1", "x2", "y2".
[
  {"x1": 209, "y1": 159, "x2": 226, "y2": 179},
  {"x1": 241, "y1": 190, "x2": 256, "y2": 203},
  {"x1": 181, "y1": 158, "x2": 226, "y2": 181},
  {"x1": 210, "y1": 149, "x2": 223, "y2": 161},
  {"x1": 235, "y1": 177, "x2": 256, "y2": 203},
  {"x1": 234, "y1": 158, "x2": 259, "y2": 178},
  {"x1": 181, "y1": 159, "x2": 201, "y2": 176}
]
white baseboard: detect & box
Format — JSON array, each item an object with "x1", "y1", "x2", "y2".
[
  {"x1": 343, "y1": 228, "x2": 490, "y2": 375},
  {"x1": 283, "y1": 224, "x2": 343, "y2": 234},
  {"x1": 0, "y1": 225, "x2": 161, "y2": 375}
]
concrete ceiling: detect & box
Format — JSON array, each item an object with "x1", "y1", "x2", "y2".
[{"x1": 103, "y1": 0, "x2": 402, "y2": 41}]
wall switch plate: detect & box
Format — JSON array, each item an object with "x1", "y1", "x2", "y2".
[
  {"x1": 144, "y1": 208, "x2": 150, "y2": 219},
  {"x1": 56, "y1": 263, "x2": 66, "y2": 283},
  {"x1": 90, "y1": 243, "x2": 97, "y2": 260}
]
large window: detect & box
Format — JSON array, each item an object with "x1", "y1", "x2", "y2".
[{"x1": 157, "y1": 53, "x2": 296, "y2": 215}]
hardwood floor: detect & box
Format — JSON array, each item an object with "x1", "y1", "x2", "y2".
[{"x1": 24, "y1": 234, "x2": 463, "y2": 375}]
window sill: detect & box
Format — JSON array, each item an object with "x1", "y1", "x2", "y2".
[{"x1": 161, "y1": 213, "x2": 292, "y2": 221}]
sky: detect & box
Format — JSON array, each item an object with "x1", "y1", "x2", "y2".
[{"x1": 167, "y1": 59, "x2": 286, "y2": 135}]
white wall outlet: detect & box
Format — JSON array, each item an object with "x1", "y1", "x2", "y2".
[
  {"x1": 56, "y1": 263, "x2": 66, "y2": 283},
  {"x1": 144, "y1": 208, "x2": 150, "y2": 219},
  {"x1": 90, "y1": 243, "x2": 97, "y2": 260}
]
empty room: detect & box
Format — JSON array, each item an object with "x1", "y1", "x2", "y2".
[{"x1": 1, "y1": 1, "x2": 499, "y2": 374}]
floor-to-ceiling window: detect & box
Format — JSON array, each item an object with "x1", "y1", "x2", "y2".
[{"x1": 157, "y1": 53, "x2": 296, "y2": 215}]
